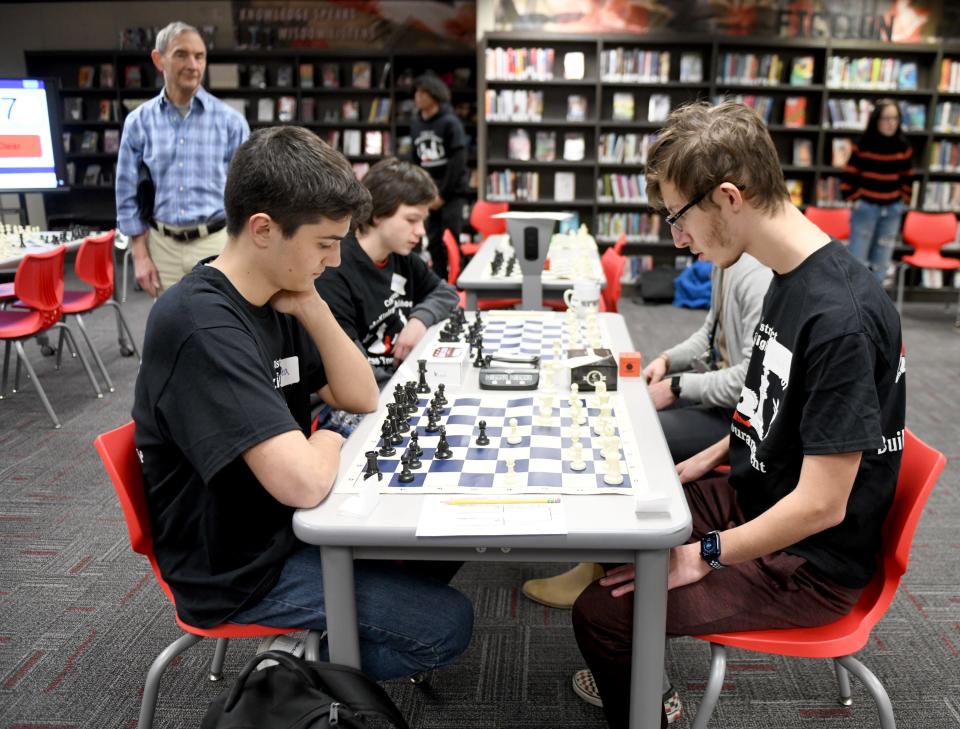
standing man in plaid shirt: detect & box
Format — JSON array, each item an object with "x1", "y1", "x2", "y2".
[{"x1": 116, "y1": 21, "x2": 249, "y2": 296}]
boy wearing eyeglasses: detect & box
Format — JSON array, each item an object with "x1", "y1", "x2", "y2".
[{"x1": 571, "y1": 101, "x2": 905, "y2": 729}]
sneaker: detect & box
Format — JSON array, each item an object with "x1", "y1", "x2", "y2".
[{"x1": 571, "y1": 669, "x2": 682, "y2": 724}]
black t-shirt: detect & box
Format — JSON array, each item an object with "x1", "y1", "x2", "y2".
[
  {"x1": 410, "y1": 106, "x2": 470, "y2": 197},
  {"x1": 132, "y1": 262, "x2": 327, "y2": 628},
  {"x1": 314, "y1": 234, "x2": 449, "y2": 380},
  {"x1": 729, "y1": 241, "x2": 905, "y2": 588}
]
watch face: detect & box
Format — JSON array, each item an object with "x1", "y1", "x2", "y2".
[{"x1": 700, "y1": 532, "x2": 720, "y2": 560}]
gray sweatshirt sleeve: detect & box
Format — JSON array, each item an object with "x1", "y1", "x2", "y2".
[
  {"x1": 410, "y1": 278, "x2": 460, "y2": 327},
  {"x1": 662, "y1": 309, "x2": 714, "y2": 373}
]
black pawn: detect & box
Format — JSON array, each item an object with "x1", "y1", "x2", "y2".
[
  {"x1": 476, "y1": 419, "x2": 490, "y2": 446},
  {"x1": 416, "y1": 359, "x2": 431, "y2": 394},
  {"x1": 425, "y1": 411, "x2": 441, "y2": 433},
  {"x1": 404, "y1": 446, "x2": 422, "y2": 470},
  {"x1": 435, "y1": 383, "x2": 448, "y2": 406},
  {"x1": 363, "y1": 450, "x2": 383, "y2": 481},
  {"x1": 378, "y1": 423, "x2": 396, "y2": 457},
  {"x1": 409, "y1": 430, "x2": 423, "y2": 458},
  {"x1": 397, "y1": 456, "x2": 415, "y2": 483},
  {"x1": 435, "y1": 426, "x2": 453, "y2": 460},
  {"x1": 473, "y1": 344, "x2": 486, "y2": 368}
]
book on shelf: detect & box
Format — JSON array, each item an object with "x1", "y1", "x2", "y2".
[
  {"x1": 82, "y1": 163, "x2": 101, "y2": 186},
  {"x1": 785, "y1": 179, "x2": 804, "y2": 206},
  {"x1": 222, "y1": 98, "x2": 247, "y2": 117},
  {"x1": 121, "y1": 98, "x2": 149, "y2": 113},
  {"x1": 103, "y1": 129, "x2": 120, "y2": 154},
  {"x1": 566, "y1": 94, "x2": 588, "y2": 122},
  {"x1": 341, "y1": 100, "x2": 360, "y2": 121},
  {"x1": 831, "y1": 137, "x2": 853, "y2": 167},
  {"x1": 508, "y1": 129, "x2": 532, "y2": 161},
  {"x1": 343, "y1": 129, "x2": 362, "y2": 156},
  {"x1": 783, "y1": 96, "x2": 807, "y2": 127},
  {"x1": 612, "y1": 92, "x2": 635, "y2": 121},
  {"x1": 648, "y1": 94, "x2": 670, "y2": 123},
  {"x1": 679, "y1": 53, "x2": 703, "y2": 83},
  {"x1": 940, "y1": 59, "x2": 960, "y2": 92},
  {"x1": 248, "y1": 65, "x2": 267, "y2": 89},
  {"x1": 276, "y1": 64, "x2": 294, "y2": 88},
  {"x1": 124, "y1": 65, "x2": 142, "y2": 88},
  {"x1": 65, "y1": 161, "x2": 76, "y2": 185},
  {"x1": 324, "y1": 130, "x2": 341, "y2": 150},
  {"x1": 321, "y1": 63, "x2": 340, "y2": 88},
  {"x1": 99, "y1": 63, "x2": 115, "y2": 89},
  {"x1": 62, "y1": 132, "x2": 72, "y2": 153},
  {"x1": 563, "y1": 132, "x2": 586, "y2": 161},
  {"x1": 352, "y1": 162, "x2": 371, "y2": 179},
  {"x1": 368, "y1": 97, "x2": 391, "y2": 123},
  {"x1": 897, "y1": 62, "x2": 918, "y2": 90},
  {"x1": 564, "y1": 52, "x2": 585, "y2": 80},
  {"x1": 208, "y1": 63, "x2": 240, "y2": 88},
  {"x1": 78, "y1": 65, "x2": 95, "y2": 88},
  {"x1": 397, "y1": 135, "x2": 412, "y2": 157},
  {"x1": 364, "y1": 131, "x2": 383, "y2": 156},
  {"x1": 64, "y1": 97, "x2": 84, "y2": 121},
  {"x1": 300, "y1": 97, "x2": 316, "y2": 122},
  {"x1": 378, "y1": 62, "x2": 392, "y2": 89},
  {"x1": 277, "y1": 96, "x2": 297, "y2": 123},
  {"x1": 79, "y1": 130, "x2": 99, "y2": 152},
  {"x1": 535, "y1": 131, "x2": 556, "y2": 161},
  {"x1": 554, "y1": 171, "x2": 576, "y2": 202},
  {"x1": 792, "y1": 139, "x2": 813, "y2": 167},
  {"x1": 789, "y1": 56, "x2": 814, "y2": 86},
  {"x1": 97, "y1": 99, "x2": 115, "y2": 121},
  {"x1": 257, "y1": 98, "x2": 275, "y2": 122},
  {"x1": 299, "y1": 63, "x2": 314, "y2": 88},
  {"x1": 352, "y1": 62, "x2": 372, "y2": 88},
  {"x1": 899, "y1": 101, "x2": 926, "y2": 130}
]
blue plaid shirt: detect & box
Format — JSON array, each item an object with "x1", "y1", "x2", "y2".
[{"x1": 115, "y1": 87, "x2": 249, "y2": 236}]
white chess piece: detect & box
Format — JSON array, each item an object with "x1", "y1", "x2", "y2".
[
  {"x1": 569, "y1": 442, "x2": 586, "y2": 471},
  {"x1": 538, "y1": 400, "x2": 551, "y2": 425},
  {"x1": 505, "y1": 458, "x2": 518, "y2": 485},
  {"x1": 603, "y1": 453, "x2": 624, "y2": 485},
  {"x1": 507, "y1": 417, "x2": 522, "y2": 445}
]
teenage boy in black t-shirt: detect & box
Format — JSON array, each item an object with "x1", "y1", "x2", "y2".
[
  {"x1": 315, "y1": 157, "x2": 459, "y2": 384},
  {"x1": 133, "y1": 127, "x2": 474, "y2": 681},
  {"x1": 571, "y1": 101, "x2": 905, "y2": 729}
]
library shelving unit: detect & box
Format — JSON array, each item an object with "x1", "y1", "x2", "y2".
[
  {"x1": 478, "y1": 32, "x2": 960, "y2": 262},
  {"x1": 25, "y1": 46, "x2": 477, "y2": 228}
]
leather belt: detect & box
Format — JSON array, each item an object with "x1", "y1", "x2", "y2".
[{"x1": 151, "y1": 219, "x2": 226, "y2": 242}]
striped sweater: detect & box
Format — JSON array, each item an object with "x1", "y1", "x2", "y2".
[{"x1": 841, "y1": 135, "x2": 914, "y2": 205}]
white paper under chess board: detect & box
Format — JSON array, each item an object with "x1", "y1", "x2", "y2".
[{"x1": 337, "y1": 392, "x2": 648, "y2": 495}]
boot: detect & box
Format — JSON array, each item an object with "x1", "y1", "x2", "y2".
[{"x1": 521, "y1": 562, "x2": 604, "y2": 608}]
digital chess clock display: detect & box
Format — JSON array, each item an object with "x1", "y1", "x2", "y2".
[{"x1": 479, "y1": 362, "x2": 539, "y2": 391}]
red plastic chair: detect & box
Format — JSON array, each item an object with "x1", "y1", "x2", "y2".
[
  {"x1": 94, "y1": 421, "x2": 318, "y2": 729},
  {"x1": 56, "y1": 230, "x2": 140, "y2": 393},
  {"x1": 600, "y1": 247, "x2": 628, "y2": 313},
  {"x1": 804, "y1": 206, "x2": 852, "y2": 241},
  {"x1": 464, "y1": 200, "x2": 509, "y2": 256},
  {"x1": 613, "y1": 232, "x2": 628, "y2": 256},
  {"x1": 0, "y1": 245, "x2": 102, "y2": 428},
  {"x1": 895, "y1": 211, "x2": 960, "y2": 326},
  {"x1": 443, "y1": 229, "x2": 521, "y2": 311},
  {"x1": 689, "y1": 429, "x2": 946, "y2": 729}
]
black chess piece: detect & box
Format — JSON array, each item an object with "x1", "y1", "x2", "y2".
[
  {"x1": 416, "y1": 359, "x2": 431, "y2": 394},
  {"x1": 363, "y1": 450, "x2": 383, "y2": 481},
  {"x1": 404, "y1": 382, "x2": 419, "y2": 413},
  {"x1": 425, "y1": 411, "x2": 441, "y2": 433},
  {"x1": 378, "y1": 422, "x2": 396, "y2": 457},
  {"x1": 397, "y1": 456, "x2": 415, "y2": 483},
  {"x1": 435, "y1": 426, "x2": 453, "y2": 459},
  {"x1": 476, "y1": 420, "x2": 490, "y2": 446},
  {"x1": 435, "y1": 383, "x2": 448, "y2": 406},
  {"x1": 408, "y1": 430, "x2": 423, "y2": 458},
  {"x1": 404, "y1": 446, "x2": 422, "y2": 470},
  {"x1": 473, "y1": 338, "x2": 486, "y2": 368}
]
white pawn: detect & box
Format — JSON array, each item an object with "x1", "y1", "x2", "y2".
[
  {"x1": 603, "y1": 453, "x2": 624, "y2": 485},
  {"x1": 505, "y1": 458, "x2": 518, "y2": 485},
  {"x1": 507, "y1": 417, "x2": 522, "y2": 445},
  {"x1": 570, "y1": 442, "x2": 586, "y2": 471}
]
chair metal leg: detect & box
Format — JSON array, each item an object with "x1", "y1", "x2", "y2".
[
  {"x1": 895, "y1": 264, "x2": 906, "y2": 313},
  {"x1": 55, "y1": 327, "x2": 66, "y2": 370},
  {"x1": 121, "y1": 246, "x2": 132, "y2": 304},
  {"x1": 73, "y1": 314, "x2": 115, "y2": 392},
  {"x1": 139, "y1": 632, "x2": 204, "y2": 729},
  {"x1": 13, "y1": 341, "x2": 60, "y2": 429},
  {"x1": 1, "y1": 341, "x2": 10, "y2": 398},
  {"x1": 691, "y1": 643, "x2": 727, "y2": 729},
  {"x1": 14, "y1": 343, "x2": 22, "y2": 392},
  {"x1": 208, "y1": 638, "x2": 229, "y2": 681},
  {"x1": 836, "y1": 655, "x2": 895, "y2": 729},
  {"x1": 304, "y1": 630, "x2": 323, "y2": 662},
  {"x1": 834, "y1": 659, "x2": 853, "y2": 706},
  {"x1": 53, "y1": 324, "x2": 103, "y2": 399},
  {"x1": 104, "y1": 300, "x2": 141, "y2": 361}
]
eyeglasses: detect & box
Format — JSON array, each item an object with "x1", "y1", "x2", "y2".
[{"x1": 663, "y1": 190, "x2": 708, "y2": 232}]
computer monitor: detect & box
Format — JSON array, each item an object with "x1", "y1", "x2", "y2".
[{"x1": 0, "y1": 78, "x2": 68, "y2": 192}]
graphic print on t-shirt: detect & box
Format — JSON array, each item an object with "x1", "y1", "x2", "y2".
[
  {"x1": 414, "y1": 130, "x2": 446, "y2": 169},
  {"x1": 363, "y1": 290, "x2": 412, "y2": 366},
  {"x1": 733, "y1": 322, "x2": 793, "y2": 472}
]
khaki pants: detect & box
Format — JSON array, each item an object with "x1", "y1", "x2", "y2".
[{"x1": 148, "y1": 224, "x2": 228, "y2": 292}]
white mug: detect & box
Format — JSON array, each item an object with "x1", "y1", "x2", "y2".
[{"x1": 563, "y1": 279, "x2": 601, "y2": 313}]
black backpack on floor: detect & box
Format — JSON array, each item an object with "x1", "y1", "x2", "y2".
[{"x1": 201, "y1": 650, "x2": 411, "y2": 729}]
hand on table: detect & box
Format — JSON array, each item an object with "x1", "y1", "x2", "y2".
[
  {"x1": 647, "y1": 378, "x2": 677, "y2": 411},
  {"x1": 392, "y1": 318, "x2": 427, "y2": 364},
  {"x1": 643, "y1": 355, "x2": 668, "y2": 384}
]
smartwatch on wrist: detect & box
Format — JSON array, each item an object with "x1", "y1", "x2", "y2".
[
  {"x1": 669, "y1": 375, "x2": 682, "y2": 399},
  {"x1": 700, "y1": 530, "x2": 725, "y2": 570}
]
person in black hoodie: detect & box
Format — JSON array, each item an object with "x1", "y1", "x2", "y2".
[{"x1": 410, "y1": 73, "x2": 470, "y2": 281}]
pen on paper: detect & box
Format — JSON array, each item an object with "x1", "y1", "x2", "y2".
[{"x1": 442, "y1": 497, "x2": 562, "y2": 505}]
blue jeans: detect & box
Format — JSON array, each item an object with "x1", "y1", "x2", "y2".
[
  {"x1": 848, "y1": 200, "x2": 905, "y2": 284},
  {"x1": 230, "y1": 545, "x2": 473, "y2": 681}
]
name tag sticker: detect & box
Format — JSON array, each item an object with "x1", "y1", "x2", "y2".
[
  {"x1": 274, "y1": 355, "x2": 300, "y2": 389},
  {"x1": 391, "y1": 273, "x2": 407, "y2": 294}
]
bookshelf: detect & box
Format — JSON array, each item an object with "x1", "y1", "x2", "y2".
[
  {"x1": 25, "y1": 47, "x2": 477, "y2": 228},
  {"x1": 478, "y1": 33, "x2": 960, "y2": 260}
]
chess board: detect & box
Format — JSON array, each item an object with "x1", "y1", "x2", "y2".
[
  {"x1": 480, "y1": 233, "x2": 603, "y2": 283},
  {"x1": 338, "y1": 392, "x2": 646, "y2": 495}
]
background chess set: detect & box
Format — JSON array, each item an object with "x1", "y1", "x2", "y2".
[
  {"x1": 0, "y1": 225, "x2": 90, "y2": 264},
  {"x1": 339, "y1": 390, "x2": 647, "y2": 495},
  {"x1": 480, "y1": 227, "x2": 604, "y2": 283}
]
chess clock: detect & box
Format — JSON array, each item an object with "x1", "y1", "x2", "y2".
[{"x1": 479, "y1": 355, "x2": 540, "y2": 390}]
